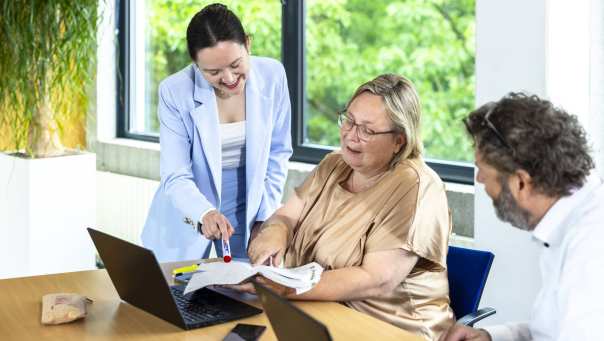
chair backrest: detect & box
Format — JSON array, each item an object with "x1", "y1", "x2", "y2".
[{"x1": 446, "y1": 246, "x2": 495, "y2": 319}]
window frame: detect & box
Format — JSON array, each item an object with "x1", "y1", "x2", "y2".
[
  {"x1": 281, "y1": 1, "x2": 473, "y2": 184},
  {"x1": 116, "y1": 0, "x2": 475, "y2": 184},
  {"x1": 116, "y1": 0, "x2": 159, "y2": 143}
]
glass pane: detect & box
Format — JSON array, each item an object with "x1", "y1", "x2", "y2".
[
  {"x1": 130, "y1": 1, "x2": 282, "y2": 135},
  {"x1": 304, "y1": 0, "x2": 475, "y2": 162}
]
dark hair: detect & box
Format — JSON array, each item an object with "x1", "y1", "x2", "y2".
[
  {"x1": 464, "y1": 92, "x2": 594, "y2": 197},
  {"x1": 186, "y1": 3, "x2": 246, "y2": 60}
]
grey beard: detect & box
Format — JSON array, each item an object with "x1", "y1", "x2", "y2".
[{"x1": 493, "y1": 181, "x2": 534, "y2": 231}]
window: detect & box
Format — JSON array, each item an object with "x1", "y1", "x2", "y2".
[
  {"x1": 285, "y1": 0, "x2": 475, "y2": 183},
  {"x1": 119, "y1": 0, "x2": 475, "y2": 183}
]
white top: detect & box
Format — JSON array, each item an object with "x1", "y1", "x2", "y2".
[
  {"x1": 220, "y1": 120, "x2": 246, "y2": 169},
  {"x1": 484, "y1": 173, "x2": 604, "y2": 341},
  {"x1": 197, "y1": 121, "x2": 247, "y2": 224}
]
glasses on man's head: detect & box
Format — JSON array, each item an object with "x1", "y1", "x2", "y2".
[
  {"x1": 464, "y1": 104, "x2": 514, "y2": 152},
  {"x1": 337, "y1": 110, "x2": 397, "y2": 142}
]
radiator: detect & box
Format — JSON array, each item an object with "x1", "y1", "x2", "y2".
[{"x1": 96, "y1": 171, "x2": 158, "y2": 245}]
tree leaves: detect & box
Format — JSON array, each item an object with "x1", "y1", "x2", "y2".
[{"x1": 144, "y1": 0, "x2": 475, "y2": 162}]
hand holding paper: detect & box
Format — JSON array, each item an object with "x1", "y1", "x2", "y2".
[{"x1": 183, "y1": 261, "x2": 323, "y2": 295}]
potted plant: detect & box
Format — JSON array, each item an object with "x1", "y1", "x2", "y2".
[{"x1": 0, "y1": 1, "x2": 100, "y2": 278}]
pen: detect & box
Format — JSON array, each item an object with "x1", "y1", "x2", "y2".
[
  {"x1": 222, "y1": 239, "x2": 232, "y2": 263},
  {"x1": 172, "y1": 263, "x2": 200, "y2": 277}
]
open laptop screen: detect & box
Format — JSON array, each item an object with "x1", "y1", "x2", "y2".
[{"x1": 253, "y1": 282, "x2": 332, "y2": 341}]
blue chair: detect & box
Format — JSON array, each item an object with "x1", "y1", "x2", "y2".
[{"x1": 447, "y1": 245, "x2": 496, "y2": 326}]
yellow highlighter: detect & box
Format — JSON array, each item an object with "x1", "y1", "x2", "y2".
[{"x1": 172, "y1": 263, "x2": 200, "y2": 277}]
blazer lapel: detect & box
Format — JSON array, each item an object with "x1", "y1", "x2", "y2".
[
  {"x1": 245, "y1": 69, "x2": 271, "y2": 216},
  {"x1": 190, "y1": 67, "x2": 221, "y2": 200}
]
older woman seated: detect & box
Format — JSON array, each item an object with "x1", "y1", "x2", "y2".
[{"x1": 243, "y1": 74, "x2": 454, "y2": 340}]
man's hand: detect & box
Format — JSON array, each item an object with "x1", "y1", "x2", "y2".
[
  {"x1": 200, "y1": 210, "x2": 235, "y2": 240},
  {"x1": 440, "y1": 324, "x2": 492, "y2": 341}
]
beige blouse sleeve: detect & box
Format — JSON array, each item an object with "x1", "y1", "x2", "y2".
[{"x1": 364, "y1": 164, "x2": 451, "y2": 270}]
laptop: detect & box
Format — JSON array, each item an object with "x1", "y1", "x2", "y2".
[
  {"x1": 253, "y1": 282, "x2": 333, "y2": 341},
  {"x1": 87, "y1": 228, "x2": 262, "y2": 330}
]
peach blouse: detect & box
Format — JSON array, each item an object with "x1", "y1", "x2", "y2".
[{"x1": 284, "y1": 152, "x2": 455, "y2": 340}]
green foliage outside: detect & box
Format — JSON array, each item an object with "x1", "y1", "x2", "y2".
[{"x1": 146, "y1": 0, "x2": 475, "y2": 162}]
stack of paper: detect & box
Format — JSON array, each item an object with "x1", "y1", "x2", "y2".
[{"x1": 183, "y1": 261, "x2": 323, "y2": 295}]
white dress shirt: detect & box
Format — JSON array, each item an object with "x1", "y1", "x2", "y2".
[{"x1": 484, "y1": 173, "x2": 604, "y2": 341}]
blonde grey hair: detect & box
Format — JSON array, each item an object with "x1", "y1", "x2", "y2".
[{"x1": 346, "y1": 74, "x2": 423, "y2": 165}]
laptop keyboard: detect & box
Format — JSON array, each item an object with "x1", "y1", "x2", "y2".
[{"x1": 170, "y1": 285, "x2": 261, "y2": 329}]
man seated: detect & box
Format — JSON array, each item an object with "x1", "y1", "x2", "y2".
[{"x1": 442, "y1": 93, "x2": 604, "y2": 341}]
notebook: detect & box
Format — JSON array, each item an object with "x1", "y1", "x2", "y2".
[
  {"x1": 87, "y1": 228, "x2": 262, "y2": 330},
  {"x1": 253, "y1": 282, "x2": 333, "y2": 341}
]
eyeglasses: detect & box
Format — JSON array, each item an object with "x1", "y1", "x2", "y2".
[
  {"x1": 337, "y1": 111, "x2": 397, "y2": 142},
  {"x1": 464, "y1": 104, "x2": 514, "y2": 151}
]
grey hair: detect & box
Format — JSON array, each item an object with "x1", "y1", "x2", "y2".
[{"x1": 346, "y1": 74, "x2": 423, "y2": 166}]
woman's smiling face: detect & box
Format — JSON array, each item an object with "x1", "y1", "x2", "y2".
[{"x1": 195, "y1": 40, "x2": 250, "y2": 98}]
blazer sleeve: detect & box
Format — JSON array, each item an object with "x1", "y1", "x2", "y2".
[
  {"x1": 158, "y1": 82, "x2": 215, "y2": 224},
  {"x1": 256, "y1": 65, "x2": 293, "y2": 221}
]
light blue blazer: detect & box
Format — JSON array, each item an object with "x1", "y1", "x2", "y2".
[{"x1": 141, "y1": 56, "x2": 292, "y2": 262}]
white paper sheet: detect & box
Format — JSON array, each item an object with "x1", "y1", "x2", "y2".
[{"x1": 183, "y1": 260, "x2": 323, "y2": 295}]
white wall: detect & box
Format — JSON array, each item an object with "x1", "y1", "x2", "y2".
[
  {"x1": 474, "y1": 0, "x2": 545, "y2": 325},
  {"x1": 589, "y1": 0, "x2": 604, "y2": 177},
  {"x1": 94, "y1": 0, "x2": 116, "y2": 144},
  {"x1": 545, "y1": 1, "x2": 590, "y2": 124}
]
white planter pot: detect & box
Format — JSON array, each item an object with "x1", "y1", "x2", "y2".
[{"x1": 0, "y1": 152, "x2": 96, "y2": 279}]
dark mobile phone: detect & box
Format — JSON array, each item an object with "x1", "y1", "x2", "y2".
[{"x1": 222, "y1": 323, "x2": 267, "y2": 341}]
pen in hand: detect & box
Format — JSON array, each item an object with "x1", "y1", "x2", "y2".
[{"x1": 222, "y1": 238, "x2": 232, "y2": 263}]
